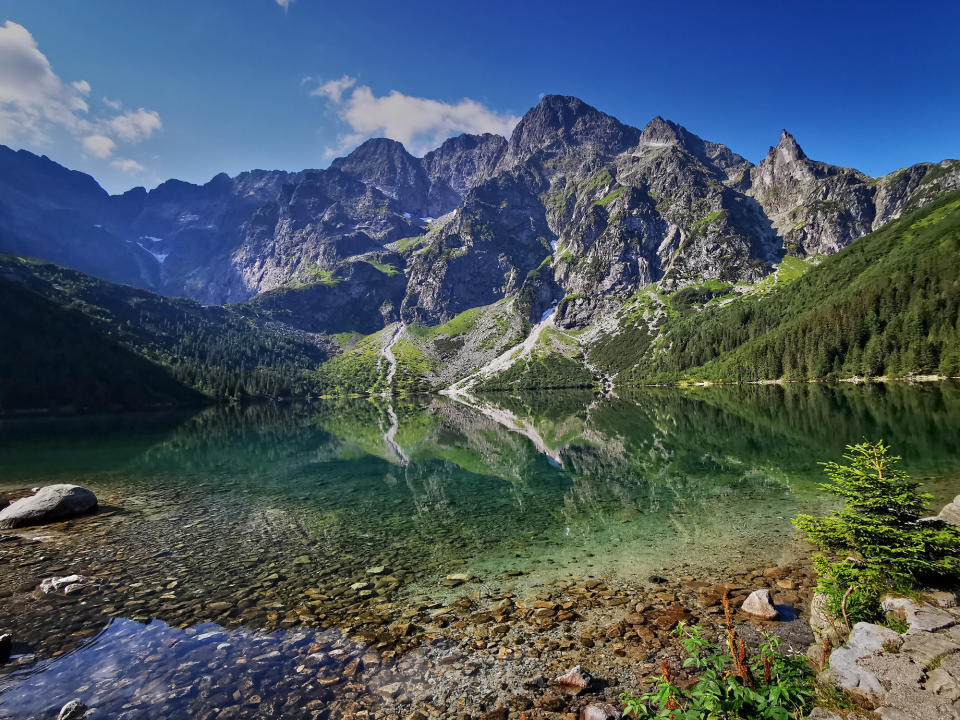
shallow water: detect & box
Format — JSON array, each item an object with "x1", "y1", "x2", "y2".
[{"x1": 1, "y1": 383, "x2": 959, "y2": 717}]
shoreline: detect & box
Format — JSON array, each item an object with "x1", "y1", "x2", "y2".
[{"x1": 0, "y1": 482, "x2": 819, "y2": 719}]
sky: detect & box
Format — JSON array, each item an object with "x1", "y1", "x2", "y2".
[{"x1": 1, "y1": 0, "x2": 958, "y2": 194}]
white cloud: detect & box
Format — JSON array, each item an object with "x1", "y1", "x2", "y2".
[
  {"x1": 0, "y1": 20, "x2": 160, "y2": 170},
  {"x1": 82, "y1": 134, "x2": 115, "y2": 158},
  {"x1": 107, "y1": 108, "x2": 162, "y2": 141},
  {"x1": 111, "y1": 158, "x2": 144, "y2": 174},
  {"x1": 0, "y1": 20, "x2": 92, "y2": 141},
  {"x1": 311, "y1": 75, "x2": 355, "y2": 103},
  {"x1": 275, "y1": 0, "x2": 292, "y2": 8},
  {"x1": 312, "y1": 79, "x2": 519, "y2": 156}
]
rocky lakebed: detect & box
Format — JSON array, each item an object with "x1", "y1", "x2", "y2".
[{"x1": 0, "y1": 481, "x2": 818, "y2": 720}]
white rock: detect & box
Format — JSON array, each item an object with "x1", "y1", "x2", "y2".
[
  {"x1": 741, "y1": 588, "x2": 779, "y2": 619},
  {"x1": 0, "y1": 485, "x2": 97, "y2": 529},
  {"x1": 882, "y1": 596, "x2": 957, "y2": 632}
]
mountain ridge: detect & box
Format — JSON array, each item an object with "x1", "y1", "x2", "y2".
[{"x1": 2, "y1": 95, "x2": 958, "y2": 388}]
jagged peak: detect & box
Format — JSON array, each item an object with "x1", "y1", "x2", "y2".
[
  {"x1": 639, "y1": 116, "x2": 684, "y2": 146},
  {"x1": 769, "y1": 129, "x2": 807, "y2": 163}
]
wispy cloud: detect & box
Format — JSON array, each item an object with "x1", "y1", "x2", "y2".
[
  {"x1": 275, "y1": 0, "x2": 292, "y2": 8},
  {"x1": 310, "y1": 77, "x2": 519, "y2": 157},
  {"x1": 311, "y1": 75, "x2": 355, "y2": 103},
  {"x1": 0, "y1": 21, "x2": 160, "y2": 169},
  {"x1": 111, "y1": 158, "x2": 144, "y2": 174}
]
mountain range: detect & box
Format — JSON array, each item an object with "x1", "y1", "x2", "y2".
[{"x1": 2, "y1": 95, "x2": 959, "y2": 409}]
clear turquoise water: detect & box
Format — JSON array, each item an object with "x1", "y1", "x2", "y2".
[{"x1": 1, "y1": 383, "x2": 959, "y2": 717}]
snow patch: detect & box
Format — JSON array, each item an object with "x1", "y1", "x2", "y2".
[
  {"x1": 420, "y1": 217, "x2": 435, "y2": 223},
  {"x1": 136, "y1": 242, "x2": 168, "y2": 264},
  {"x1": 549, "y1": 238, "x2": 558, "y2": 253},
  {"x1": 402, "y1": 212, "x2": 412, "y2": 219}
]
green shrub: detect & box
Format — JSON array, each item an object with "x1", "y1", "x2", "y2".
[
  {"x1": 620, "y1": 623, "x2": 813, "y2": 719},
  {"x1": 794, "y1": 441, "x2": 960, "y2": 593}
]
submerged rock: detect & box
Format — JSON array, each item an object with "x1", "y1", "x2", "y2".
[
  {"x1": 0, "y1": 485, "x2": 97, "y2": 529},
  {"x1": 39, "y1": 575, "x2": 95, "y2": 595},
  {"x1": 742, "y1": 589, "x2": 779, "y2": 619},
  {"x1": 58, "y1": 700, "x2": 87, "y2": 720}
]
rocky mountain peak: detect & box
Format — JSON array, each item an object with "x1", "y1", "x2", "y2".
[
  {"x1": 771, "y1": 129, "x2": 807, "y2": 163},
  {"x1": 639, "y1": 116, "x2": 683, "y2": 146},
  {"x1": 330, "y1": 137, "x2": 429, "y2": 212},
  {"x1": 498, "y1": 95, "x2": 641, "y2": 171}
]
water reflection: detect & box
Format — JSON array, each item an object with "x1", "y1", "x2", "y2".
[{"x1": 0, "y1": 616, "x2": 436, "y2": 719}]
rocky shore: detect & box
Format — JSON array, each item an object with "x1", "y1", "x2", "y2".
[{"x1": 0, "y1": 483, "x2": 818, "y2": 719}]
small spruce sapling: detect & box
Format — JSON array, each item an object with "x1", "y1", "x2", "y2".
[{"x1": 794, "y1": 441, "x2": 960, "y2": 612}]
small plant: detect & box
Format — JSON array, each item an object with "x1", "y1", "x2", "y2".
[
  {"x1": 794, "y1": 441, "x2": 960, "y2": 594},
  {"x1": 619, "y1": 596, "x2": 813, "y2": 719},
  {"x1": 879, "y1": 614, "x2": 909, "y2": 634}
]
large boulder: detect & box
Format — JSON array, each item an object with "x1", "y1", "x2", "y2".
[
  {"x1": 821, "y1": 622, "x2": 903, "y2": 706},
  {"x1": 0, "y1": 484, "x2": 98, "y2": 529},
  {"x1": 939, "y1": 495, "x2": 960, "y2": 526}
]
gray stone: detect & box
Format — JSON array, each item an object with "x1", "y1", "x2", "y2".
[
  {"x1": 873, "y1": 683, "x2": 960, "y2": 720},
  {"x1": 0, "y1": 633, "x2": 10, "y2": 663},
  {"x1": 929, "y1": 591, "x2": 957, "y2": 608},
  {"x1": 899, "y1": 632, "x2": 960, "y2": 667},
  {"x1": 925, "y1": 667, "x2": 960, "y2": 701},
  {"x1": 0, "y1": 496, "x2": 8, "y2": 510},
  {"x1": 40, "y1": 575, "x2": 88, "y2": 594},
  {"x1": 939, "y1": 495, "x2": 960, "y2": 526},
  {"x1": 883, "y1": 597, "x2": 957, "y2": 633},
  {"x1": 805, "y1": 709, "x2": 845, "y2": 720},
  {"x1": 824, "y1": 622, "x2": 903, "y2": 704},
  {"x1": 741, "y1": 588, "x2": 779, "y2": 619},
  {"x1": 58, "y1": 700, "x2": 88, "y2": 720},
  {"x1": 0, "y1": 485, "x2": 97, "y2": 529}
]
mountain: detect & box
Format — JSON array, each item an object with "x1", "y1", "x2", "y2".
[
  {"x1": 0, "y1": 254, "x2": 330, "y2": 414},
  {"x1": 2, "y1": 95, "x2": 959, "y2": 398}
]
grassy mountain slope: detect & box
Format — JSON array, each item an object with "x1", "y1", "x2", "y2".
[
  {"x1": 0, "y1": 254, "x2": 330, "y2": 412},
  {"x1": 592, "y1": 190, "x2": 960, "y2": 383}
]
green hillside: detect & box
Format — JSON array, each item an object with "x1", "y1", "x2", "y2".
[
  {"x1": 594, "y1": 190, "x2": 960, "y2": 384},
  {"x1": 0, "y1": 255, "x2": 329, "y2": 413}
]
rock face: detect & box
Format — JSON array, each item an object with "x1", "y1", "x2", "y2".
[
  {"x1": 817, "y1": 599, "x2": 960, "y2": 718},
  {"x1": 939, "y1": 495, "x2": 960, "y2": 526},
  {"x1": 1, "y1": 96, "x2": 958, "y2": 337},
  {"x1": 741, "y1": 588, "x2": 779, "y2": 619},
  {"x1": 0, "y1": 484, "x2": 98, "y2": 529}
]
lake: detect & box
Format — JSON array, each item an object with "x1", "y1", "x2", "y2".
[{"x1": 1, "y1": 383, "x2": 959, "y2": 718}]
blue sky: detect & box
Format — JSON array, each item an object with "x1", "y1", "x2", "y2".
[{"x1": 1, "y1": 0, "x2": 957, "y2": 193}]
